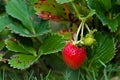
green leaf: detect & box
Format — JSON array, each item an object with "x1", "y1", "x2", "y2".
[
  {"x1": 33, "y1": 19, "x2": 50, "y2": 36},
  {"x1": 39, "y1": 34, "x2": 65, "y2": 55},
  {"x1": 8, "y1": 24, "x2": 30, "y2": 37},
  {"x1": 8, "y1": 54, "x2": 38, "y2": 69},
  {"x1": 88, "y1": 32, "x2": 115, "y2": 69},
  {"x1": 5, "y1": 39, "x2": 36, "y2": 56},
  {"x1": 56, "y1": 0, "x2": 73, "y2": 4},
  {"x1": 0, "y1": 15, "x2": 11, "y2": 32},
  {"x1": 6, "y1": 0, "x2": 35, "y2": 33},
  {"x1": 34, "y1": 0, "x2": 69, "y2": 21},
  {"x1": 99, "y1": 0, "x2": 111, "y2": 11},
  {"x1": 86, "y1": 0, "x2": 120, "y2": 32},
  {"x1": 8, "y1": 21, "x2": 49, "y2": 37},
  {"x1": 0, "y1": 40, "x2": 5, "y2": 50}
]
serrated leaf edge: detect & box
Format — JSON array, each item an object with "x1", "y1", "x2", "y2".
[
  {"x1": 7, "y1": 24, "x2": 49, "y2": 37},
  {"x1": 8, "y1": 53, "x2": 41, "y2": 70},
  {"x1": 39, "y1": 33, "x2": 65, "y2": 55}
]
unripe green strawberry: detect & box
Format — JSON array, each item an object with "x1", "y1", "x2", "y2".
[
  {"x1": 62, "y1": 43, "x2": 86, "y2": 70},
  {"x1": 83, "y1": 34, "x2": 95, "y2": 46},
  {"x1": 83, "y1": 37, "x2": 95, "y2": 46}
]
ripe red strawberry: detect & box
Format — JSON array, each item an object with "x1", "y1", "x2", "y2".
[{"x1": 62, "y1": 43, "x2": 86, "y2": 70}]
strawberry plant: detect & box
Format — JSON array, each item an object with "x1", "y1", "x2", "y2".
[{"x1": 0, "y1": 0, "x2": 120, "y2": 80}]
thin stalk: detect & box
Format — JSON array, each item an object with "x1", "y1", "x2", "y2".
[
  {"x1": 31, "y1": 27, "x2": 36, "y2": 34},
  {"x1": 85, "y1": 24, "x2": 91, "y2": 34},
  {"x1": 88, "y1": 58, "x2": 95, "y2": 70},
  {"x1": 80, "y1": 22, "x2": 84, "y2": 40},
  {"x1": 104, "y1": 69, "x2": 108, "y2": 80},
  {"x1": 91, "y1": 70, "x2": 97, "y2": 80},
  {"x1": 36, "y1": 37, "x2": 43, "y2": 43},
  {"x1": 74, "y1": 21, "x2": 85, "y2": 45},
  {"x1": 85, "y1": 68, "x2": 93, "y2": 80},
  {"x1": 75, "y1": 22, "x2": 82, "y2": 42},
  {"x1": 70, "y1": 1, "x2": 83, "y2": 20},
  {"x1": 28, "y1": 71, "x2": 34, "y2": 80},
  {"x1": 3, "y1": 69, "x2": 5, "y2": 80},
  {"x1": 80, "y1": 72, "x2": 85, "y2": 80},
  {"x1": 45, "y1": 70, "x2": 51, "y2": 79},
  {"x1": 40, "y1": 74, "x2": 44, "y2": 80}
]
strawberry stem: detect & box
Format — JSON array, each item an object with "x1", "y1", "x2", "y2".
[
  {"x1": 81, "y1": 22, "x2": 84, "y2": 40},
  {"x1": 74, "y1": 20, "x2": 85, "y2": 45},
  {"x1": 85, "y1": 24, "x2": 91, "y2": 34},
  {"x1": 70, "y1": 1, "x2": 83, "y2": 20},
  {"x1": 70, "y1": 1, "x2": 91, "y2": 45},
  {"x1": 75, "y1": 22, "x2": 82, "y2": 42}
]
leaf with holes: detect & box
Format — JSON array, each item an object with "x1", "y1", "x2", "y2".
[
  {"x1": 87, "y1": 32, "x2": 115, "y2": 70},
  {"x1": 34, "y1": 0, "x2": 70, "y2": 21},
  {"x1": 86, "y1": 0, "x2": 120, "y2": 32},
  {"x1": 5, "y1": 39, "x2": 36, "y2": 56},
  {"x1": 8, "y1": 54, "x2": 40, "y2": 69},
  {"x1": 39, "y1": 34, "x2": 65, "y2": 55},
  {"x1": 6, "y1": 0, "x2": 35, "y2": 33}
]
